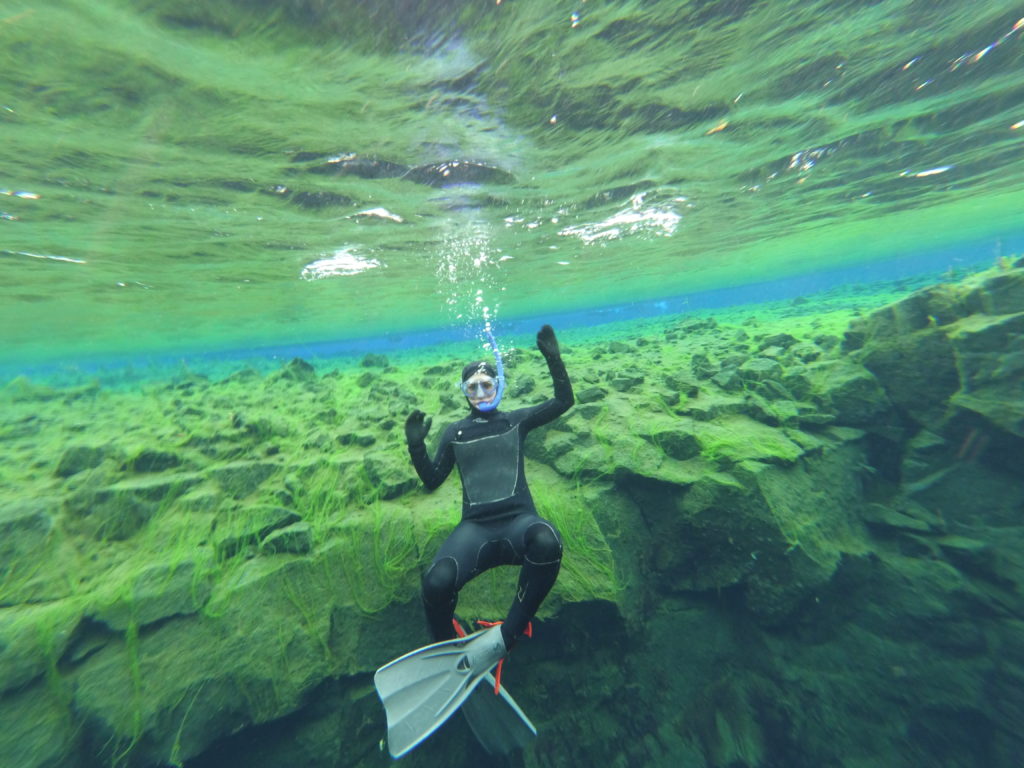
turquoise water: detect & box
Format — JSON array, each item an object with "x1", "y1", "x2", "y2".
[{"x1": 2, "y1": 0, "x2": 1023, "y2": 373}]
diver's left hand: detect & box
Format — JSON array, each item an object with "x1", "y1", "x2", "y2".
[{"x1": 536, "y1": 324, "x2": 561, "y2": 359}]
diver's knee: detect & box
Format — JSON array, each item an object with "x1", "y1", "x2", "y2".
[
  {"x1": 525, "y1": 523, "x2": 562, "y2": 565},
  {"x1": 421, "y1": 557, "x2": 458, "y2": 605}
]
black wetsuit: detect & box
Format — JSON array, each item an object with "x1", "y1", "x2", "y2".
[{"x1": 407, "y1": 348, "x2": 573, "y2": 646}]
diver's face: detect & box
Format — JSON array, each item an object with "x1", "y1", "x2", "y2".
[{"x1": 462, "y1": 374, "x2": 497, "y2": 408}]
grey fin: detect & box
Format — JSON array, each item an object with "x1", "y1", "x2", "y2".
[
  {"x1": 374, "y1": 624, "x2": 507, "y2": 759},
  {"x1": 461, "y1": 672, "x2": 537, "y2": 755}
]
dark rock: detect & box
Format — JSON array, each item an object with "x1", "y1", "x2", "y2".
[
  {"x1": 964, "y1": 270, "x2": 1024, "y2": 315},
  {"x1": 857, "y1": 328, "x2": 959, "y2": 427},
  {"x1": 738, "y1": 358, "x2": 784, "y2": 382},
  {"x1": 404, "y1": 160, "x2": 514, "y2": 187},
  {"x1": 758, "y1": 333, "x2": 798, "y2": 350},
  {"x1": 289, "y1": 190, "x2": 354, "y2": 209},
  {"x1": 609, "y1": 341, "x2": 633, "y2": 354},
  {"x1": 213, "y1": 504, "x2": 301, "y2": 558},
  {"x1": 210, "y1": 461, "x2": 279, "y2": 498},
  {"x1": 648, "y1": 429, "x2": 700, "y2": 461},
  {"x1": 127, "y1": 449, "x2": 182, "y2": 473},
  {"x1": 356, "y1": 371, "x2": 375, "y2": 387},
  {"x1": 361, "y1": 353, "x2": 389, "y2": 368},
  {"x1": 809, "y1": 361, "x2": 892, "y2": 427},
  {"x1": 665, "y1": 374, "x2": 699, "y2": 398},
  {"x1": 363, "y1": 454, "x2": 418, "y2": 500},
  {"x1": 711, "y1": 368, "x2": 741, "y2": 391},
  {"x1": 510, "y1": 375, "x2": 535, "y2": 397},
  {"x1": 862, "y1": 503, "x2": 933, "y2": 532},
  {"x1": 261, "y1": 523, "x2": 313, "y2": 555},
  {"x1": 691, "y1": 353, "x2": 716, "y2": 379},
  {"x1": 275, "y1": 358, "x2": 316, "y2": 383},
  {"x1": 610, "y1": 374, "x2": 644, "y2": 392},
  {"x1": 55, "y1": 444, "x2": 108, "y2": 477},
  {"x1": 577, "y1": 387, "x2": 607, "y2": 405},
  {"x1": 223, "y1": 368, "x2": 260, "y2": 384},
  {"x1": 789, "y1": 342, "x2": 822, "y2": 363},
  {"x1": 308, "y1": 154, "x2": 407, "y2": 179}
]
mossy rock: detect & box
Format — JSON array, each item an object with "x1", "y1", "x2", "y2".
[
  {"x1": 55, "y1": 444, "x2": 111, "y2": 477},
  {"x1": 691, "y1": 415, "x2": 805, "y2": 467},
  {"x1": 212, "y1": 504, "x2": 301, "y2": 559},
  {"x1": 63, "y1": 473, "x2": 204, "y2": 540},
  {"x1": 90, "y1": 558, "x2": 213, "y2": 631},
  {"x1": 209, "y1": 460, "x2": 280, "y2": 499}
]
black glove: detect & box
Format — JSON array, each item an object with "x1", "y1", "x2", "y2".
[
  {"x1": 405, "y1": 410, "x2": 432, "y2": 445},
  {"x1": 536, "y1": 324, "x2": 561, "y2": 360}
]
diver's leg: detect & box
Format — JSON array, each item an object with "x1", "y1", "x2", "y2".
[
  {"x1": 421, "y1": 521, "x2": 489, "y2": 642},
  {"x1": 501, "y1": 517, "x2": 563, "y2": 648}
]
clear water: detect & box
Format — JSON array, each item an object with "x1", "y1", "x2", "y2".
[{"x1": 2, "y1": 0, "x2": 1022, "y2": 370}]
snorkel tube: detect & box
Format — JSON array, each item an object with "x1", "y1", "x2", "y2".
[{"x1": 474, "y1": 326, "x2": 505, "y2": 412}]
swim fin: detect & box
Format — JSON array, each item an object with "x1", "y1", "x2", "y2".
[
  {"x1": 461, "y1": 671, "x2": 537, "y2": 755},
  {"x1": 374, "y1": 624, "x2": 507, "y2": 759}
]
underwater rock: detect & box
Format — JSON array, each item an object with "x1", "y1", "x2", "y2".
[
  {"x1": 711, "y1": 367, "x2": 741, "y2": 391},
  {"x1": 738, "y1": 357, "x2": 783, "y2": 382},
  {"x1": 947, "y1": 312, "x2": 1024, "y2": 437},
  {"x1": 126, "y1": 448, "x2": 182, "y2": 473},
  {"x1": 272, "y1": 357, "x2": 316, "y2": 383},
  {"x1": 788, "y1": 341, "x2": 822, "y2": 363},
  {"x1": 1, "y1": 376, "x2": 60, "y2": 402},
  {"x1": 209, "y1": 460, "x2": 280, "y2": 499},
  {"x1": 360, "y1": 353, "x2": 389, "y2": 368},
  {"x1": 404, "y1": 160, "x2": 514, "y2": 187},
  {"x1": 857, "y1": 327, "x2": 959, "y2": 427},
  {"x1": 91, "y1": 559, "x2": 212, "y2": 631},
  {"x1": 260, "y1": 522, "x2": 313, "y2": 555},
  {"x1": 643, "y1": 428, "x2": 700, "y2": 461},
  {"x1": 0, "y1": 601, "x2": 82, "y2": 694},
  {"x1": 964, "y1": 269, "x2": 1024, "y2": 315},
  {"x1": 861, "y1": 502, "x2": 933, "y2": 533},
  {"x1": 1, "y1": 499, "x2": 56, "y2": 564},
  {"x1": 306, "y1": 153, "x2": 407, "y2": 179},
  {"x1": 758, "y1": 332, "x2": 798, "y2": 350},
  {"x1": 289, "y1": 190, "x2": 355, "y2": 209},
  {"x1": 807, "y1": 360, "x2": 892, "y2": 427},
  {"x1": 362, "y1": 454, "x2": 417, "y2": 500},
  {"x1": 691, "y1": 352, "x2": 717, "y2": 379},
  {"x1": 0, "y1": 683, "x2": 77, "y2": 768},
  {"x1": 609, "y1": 373, "x2": 644, "y2": 392},
  {"x1": 213, "y1": 504, "x2": 301, "y2": 559},
  {"x1": 609, "y1": 340, "x2": 634, "y2": 353},
  {"x1": 55, "y1": 444, "x2": 109, "y2": 477},
  {"x1": 576, "y1": 385, "x2": 607, "y2": 403},
  {"x1": 64, "y1": 473, "x2": 204, "y2": 540},
  {"x1": 510, "y1": 374, "x2": 536, "y2": 397}
]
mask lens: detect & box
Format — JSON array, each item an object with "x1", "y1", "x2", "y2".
[{"x1": 461, "y1": 377, "x2": 496, "y2": 396}]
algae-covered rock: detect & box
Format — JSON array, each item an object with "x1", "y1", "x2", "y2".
[
  {"x1": 90, "y1": 559, "x2": 213, "y2": 630},
  {"x1": 261, "y1": 522, "x2": 313, "y2": 555},
  {"x1": 807, "y1": 360, "x2": 892, "y2": 427},
  {"x1": 0, "y1": 601, "x2": 82, "y2": 694},
  {"x1": 64, "y1": 473, "x2": 204, "y2": 540},
  {"x1": 209, "y1": 460, "x2": 280, "y2": 498},
  {"x1": 0, "y1": 684, "x2": 79, "y2": 768},
  {"x1": 55, "y1": 444, "x2": 110, "y2": 477},
  {"x1": 212, "y1": 504, "x2": 301, "y2": 558}
]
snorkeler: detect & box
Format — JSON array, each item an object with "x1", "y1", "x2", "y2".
[{"x1": 374, "y1": 324, "x2": 574, "y2": 758}]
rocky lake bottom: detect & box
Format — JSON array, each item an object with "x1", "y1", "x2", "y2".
[{"x1": 2, "y1": 260, "x2": 1023, "y2": 768}]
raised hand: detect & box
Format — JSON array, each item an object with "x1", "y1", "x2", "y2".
[
  {"x1": 536, "y1": 324, "x2": 561, "y2": 360},
  {"x1": 405, "y1": 410, "x2": 432, "y2": 444}
]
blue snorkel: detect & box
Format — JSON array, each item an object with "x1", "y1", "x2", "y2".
[{"x1": 472, "y1": 327, "x2": 505, "y2": 412}]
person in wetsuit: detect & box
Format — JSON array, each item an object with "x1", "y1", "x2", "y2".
[{"x1": 404, "y1": 324, "x2": 573, "y2": 652}]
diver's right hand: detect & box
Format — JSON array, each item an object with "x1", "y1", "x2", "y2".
[{"x1": 405, "y1": 410, "x2": 432, "y2": 444}]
